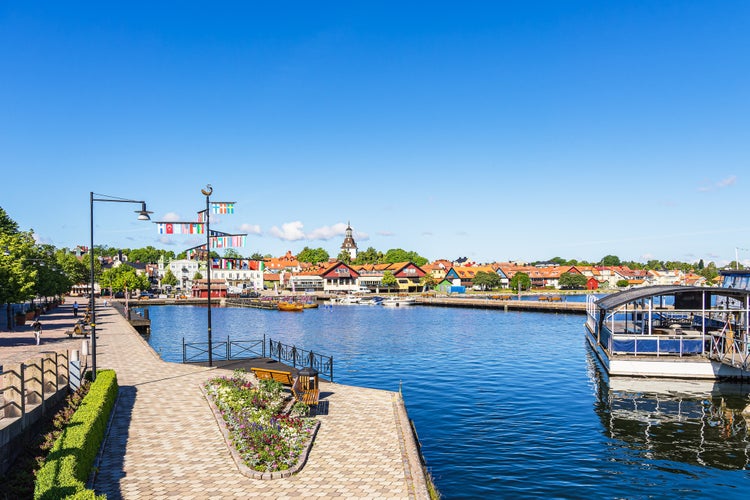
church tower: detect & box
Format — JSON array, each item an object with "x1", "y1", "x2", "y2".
[{"x1": 341, "y1": 221, "x2": 358, "y2": 260}]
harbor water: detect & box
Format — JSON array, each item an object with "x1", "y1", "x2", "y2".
[{"x1": 141, "y1": 304, "x2": 750, "y2": 499}]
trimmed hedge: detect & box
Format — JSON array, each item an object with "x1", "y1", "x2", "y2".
[{"x1": 34, "y1": 370, "x2": 119, "y2": 500}]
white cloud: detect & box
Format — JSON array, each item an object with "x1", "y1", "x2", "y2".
[
  {"x1": 161, "y1": 212, "x2": 182, "y2": 222},
  {"x1": 717, "y1": 175, "x2": 737, "y2": 188},
  {"x1": 239, "y1": 223, "x2": 262, "y2": 235},
  {"x1": 269, "y1": 221, "x2": 306, "y2": 241},
  {"x1": 378, "y1": 231, "x2": 395, "y2": 237},
  {"x1": 306, "y1": 222, "x2": 348, "y2": 240},
  {"x1": 699, "y1": 175, "x2": 737, "y2": 192}
]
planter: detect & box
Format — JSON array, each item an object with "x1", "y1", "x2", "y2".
[{"x1": 15, "y1": 314, "x2": 26, "y2": 326}]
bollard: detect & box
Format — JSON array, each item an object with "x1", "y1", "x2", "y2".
[{"x1": 81, "y1": 339, "x2": 89, "y2": 357}]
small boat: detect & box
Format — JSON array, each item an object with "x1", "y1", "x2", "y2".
[
  {"x1": 278, "y1": 301, "x2": 304, "y2": 312},
  {"x1": 329, "y1": 295, "x2": 362, "y2": 305},
  {"x1": 303, "y1": 302, "x2": 319, "y2": 309},
  {"x1": 382, "y1": 297, "x2": 416, "y2": 307},
  {"x1": 361, "y1": 296, "x2": 385, "y2": 306}
]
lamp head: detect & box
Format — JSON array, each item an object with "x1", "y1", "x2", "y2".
[{"x1": 136, "y1": 202, "x2": 153, "y2": 221}]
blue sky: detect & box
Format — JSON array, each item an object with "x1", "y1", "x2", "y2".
[{"x1": 2, "y1": 1, "x2": 748, "y2": 265}]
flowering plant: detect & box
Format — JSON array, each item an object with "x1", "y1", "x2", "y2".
[{"x1": 204, "y1": 370, "x2": 316, "y2": 472}]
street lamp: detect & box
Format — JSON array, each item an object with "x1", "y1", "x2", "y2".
[{"x1": 90, "y1": 192, "x2": 151, "y2": 381}]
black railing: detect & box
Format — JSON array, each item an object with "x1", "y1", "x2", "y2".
[
  {"x1": 267, "y1": 338, "x2": 334, "y2": 381},
  {"x1": 182, "y1": 335, "x2": 334, "y2": 381}
]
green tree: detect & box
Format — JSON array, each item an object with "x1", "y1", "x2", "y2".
[
  {"x1": 336, "y1": 250, "x2": 352, "y2": 264},
  {"x1": 0, "y1": 230, "x2": 38, "y2": 329},
  {"x1": 558, "y1": 272, "x2": 588, "y2": 289},
  {"x1": 55, "y1": 249, "x2": 89, "y2": 287},
  {"x1": 616, "y1": 279, "x2": 630, "y2": 288},
  {"x1": 381, "y1": 271, "x2": 397, "y2": 291},
  {"x1": 353, "y1": 247, "x2": 383, "y2": 265},
  {"x1": 100, "y1": 265, "x2": 151, "y2": 295},
  {"x1": 193, "y1": 271, "x2": 203, "y2": 280},
  {"x1": 223, "y1": 248, "x2": 243, "y2": 259},
  {"x1": 0, "y1": 206, "x2": 19, "y2": 235},
  {"x1": 420, "y1": 274, "x2": 437, "y2": 290},
  {"x1": 298, "y1": 247, "x2": 330, "y2": 264},
  {"x1": 600, "y1": 255, "x2": 621, "y2": 266},
  {"x1": 162, "y1": 268, "x2": 179, "y2": 287},
  {"x1": 384, "y1": 248, "x2": 428, "y2": 267},
  {"x1": 473, "y1": 271, "x2": 502, "y2": 291},
  {"x1": 250, "y1": 252, "x2": 265, "y2": 260},
  {"x1": 509, "y1": 272, "x2": 531, "y2": 292}
]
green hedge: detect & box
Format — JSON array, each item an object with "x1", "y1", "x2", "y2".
[{"x1": 34, "y1": 370, "x2": 119, "y2": 500}]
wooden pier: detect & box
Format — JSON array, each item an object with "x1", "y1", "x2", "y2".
[{"x1": 415, "y1": 296, "x2": 588, "y2": 314}]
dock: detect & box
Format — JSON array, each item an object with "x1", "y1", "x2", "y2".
[
  {"x1": 415, "y1": 296, "x2": 588, "y2": 313},
  {"x1": 87, "y1": 303, "x2": 429, "y2": 498}
]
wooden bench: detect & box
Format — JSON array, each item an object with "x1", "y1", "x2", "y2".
[
  {"x1": 250, "y1": 367, "x2": 295, "y2": 386},
  {"x1": 292, "y1": 377, "x2": 320, "y2": 406}
]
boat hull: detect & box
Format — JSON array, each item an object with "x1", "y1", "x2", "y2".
[{"x1": 585, "y1": 323, "x2": 746, "y2": 379}]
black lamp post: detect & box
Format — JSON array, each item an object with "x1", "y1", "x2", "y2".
[
  {"x1": 90, "y1": 192, "x2": 151, "y2": 381},
  {"x1": 201, "y1": 185, "x2": 214, "y2": 367}
]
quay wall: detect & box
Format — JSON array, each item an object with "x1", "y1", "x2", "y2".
[{"x1": 415, "y1": 296, "x2": 588, "y2": 314}]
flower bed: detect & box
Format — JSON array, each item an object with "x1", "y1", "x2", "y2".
[{"x1": 203, "y1": 370, "x2": 318, "y2": 478}]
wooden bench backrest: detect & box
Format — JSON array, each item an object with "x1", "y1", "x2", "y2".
[{"x1": 251, "y1": 368, "x2": 294, "y2": 386}]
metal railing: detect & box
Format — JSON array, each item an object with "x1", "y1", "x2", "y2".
[
  {"x1": 708, "y1": 331, "x2": 750, "y2": 371},
  {"x1": 267, "y1": 338, "x2": 333, "y2": 381},
  {"x1": 182, "y1": 335, "x2": 334, "y2": 381}
]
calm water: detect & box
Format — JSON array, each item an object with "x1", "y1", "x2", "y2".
[{"x1": 139, "y1": 304, "x2": 750, "y2": 499}]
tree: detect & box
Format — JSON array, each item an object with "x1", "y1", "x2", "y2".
[
  {"x1": 336, "y1": 250, "x2": 352, "y2": 264},
  {"x1": 616, "y1": 279, "x2": 630, "y2": 288},
  {"x1": 162, "y1": 268, "x2": 179, "y2": 287},
  {"x1": 298, "y1": 247, "x2": 330, "y2": 264},
  {"x1": 193, "y1": 271, "x2": 203, "y2": 280},
  {"x1": 249, "y1": 252, "x2": 265, "y2": 260},
  {"x1": 600, "y1": 255, "x2": 621, "y2": 266},
  {"x1": 0, "y1": 230, "x2": 38, "y2": 329},
  {"x1": 509, "y1": 272, "x2": 531, "y2": 292},
  {"x1": 558, "y1": 272, "x2": 588, "y2": 289},
  {"x1": 100, "y1": 265, "x2": 151, "y2": 294},
  {"x1": 384, "y1": 248, "x2": 428, "y2": 267},
  {"x1": 353, "y1": 247, "x2": 383, "y2": 265},
  {"x1": 420, "y1": 274, "x2": 437, "y2": 290},
  {"x1": 223, "y1": 248, "x2": 243, "y2": 259},
  {"x1": 473, "y1": 271, "x2": 502, "y2": 291},
  {"x1": 0, "y1": 206, "x2": 19, "y2": 235},
  {"x1": 381, "y1": 271, "x2": 397, "y2": 291}
]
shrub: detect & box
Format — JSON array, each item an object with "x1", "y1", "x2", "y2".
[{"x1": 34, "y1": 370, "x2": 118, "y2": 500}]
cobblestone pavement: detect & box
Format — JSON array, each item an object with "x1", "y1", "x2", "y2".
[
  {"x1": 82, "y1": 302, "x2": 429, "y2": 499},
  {"x1": 0, "y1": 300, "x2": 90, "y2": 369}
]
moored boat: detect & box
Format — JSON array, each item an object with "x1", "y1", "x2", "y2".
[
  {"x1": 585, "y1": 285, "x2": 750, "y2": 379},
  {"x1": 382, "y1": 297, "x2": 416, "y2": 307},
  {"x1": 278, "y1": 301, "x2": 304, "y2": 312}
]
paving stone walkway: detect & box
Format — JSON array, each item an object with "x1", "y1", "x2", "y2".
[{"x1": 86, "y1": 302, "x2": 429, "y2": 499}]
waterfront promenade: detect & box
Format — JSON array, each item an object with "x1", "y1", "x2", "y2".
[{"x1": 2, "y1": 302, "x2": 429, "y2": 499}]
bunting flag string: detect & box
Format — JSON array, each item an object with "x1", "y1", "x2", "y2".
[
  {"x1": 196, "y1": 210, "x2": 206, "y2": 223},
  {"x1": 156, "y1": 222, "x2": 206, "y2": 235},
  {"x1": 211, "y1": 202, "x2": 235, "y2": 214},
  {"x1": 209, "y1": 235, "x2": 246, "y2": 249}
]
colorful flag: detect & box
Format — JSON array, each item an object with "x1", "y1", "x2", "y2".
[{"x1": 211, "y1": 202, "x2": 235, "y2": 214}]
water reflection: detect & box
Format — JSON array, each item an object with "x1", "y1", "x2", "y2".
[{"x1": 588, "y1": 350, "x2": 750, "y2": 470}]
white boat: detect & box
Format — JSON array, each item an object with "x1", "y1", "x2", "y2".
[
  {"x1": 328, "y1": 295, "x2": 362, "y2": 305},
  {"x1": 585, "y1": 285, "x2": 750, "y2": 380},
  {"x1": 382, "y1": 297, "x2": 416, "y2": 307}
]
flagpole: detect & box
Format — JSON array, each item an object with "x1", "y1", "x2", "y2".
[{"x1": 203, "y1": 185, "x2": 213, "y2": 367}]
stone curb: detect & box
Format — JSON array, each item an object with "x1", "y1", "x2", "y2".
[{"x1": 199, "y1": 383, "x2": 321, "y2": 480}]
